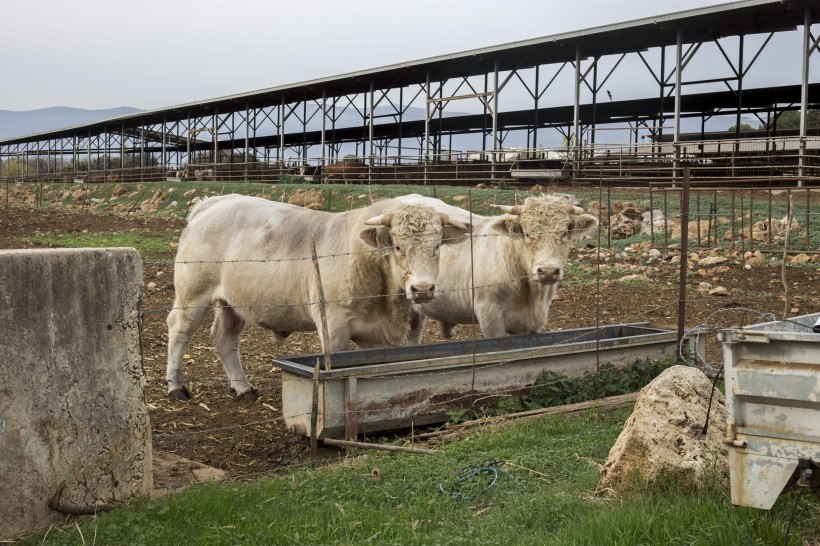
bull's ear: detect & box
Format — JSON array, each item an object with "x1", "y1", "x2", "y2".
[
  {"x1": 569, "y1": 213, "x2": 600, "y2": 240},
  {"x1": 359, "y1": 227, "x2": 392, "y2": 249},
  {"x1": 490, "y1": 215, "x2": 523, "y2": 237},
  {"x1": 441, "y1": 222, "x2": 471, "y2": 245}
]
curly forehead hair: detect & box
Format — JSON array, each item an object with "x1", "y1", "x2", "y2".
[
  {"x1": 519, "y1": 195, "x2": 575, "y2": 234},
  {"x1": 389, "y1": 205, "x2": 442, "y2": 238}
]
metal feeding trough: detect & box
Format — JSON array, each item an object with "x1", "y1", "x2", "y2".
[
  {"x1": 275, "y1": 322, "x2": 693, "y2": 439},
  {"x1": 719, "y1": 312, "x2": 820, "y2": 510}
]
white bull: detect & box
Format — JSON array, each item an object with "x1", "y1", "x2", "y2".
[
  {"x1": 166, "y1": 194, "x2": 469, "y2": 400},
  {"x1": 397, "y1": 194, "x2": 599, "y2": 342}
]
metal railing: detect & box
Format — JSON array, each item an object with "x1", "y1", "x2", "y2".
[{"x1": 4, "y1": 137, "x2": 820, "y2": 188}]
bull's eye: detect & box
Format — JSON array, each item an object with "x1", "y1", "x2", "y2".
[{"x1": 394, "y1": 245, "x2": 402, "y2": 255}]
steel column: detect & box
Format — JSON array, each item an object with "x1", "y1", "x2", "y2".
[
  {"x1": 573, "y1": 46, "x2": 581, "y2": 176},
  {"x1": 799, "y1": 8, "x2": 811, "y2": 185},
  {"x1": 492, "y1": 59, "x2": 499, "y2": 164},
  {"x1": 674, "y1": 30, "x2": 683, "y2": 180},
  {"x1": 321, "y1": 91, "x2": 326, "y2": 166}
]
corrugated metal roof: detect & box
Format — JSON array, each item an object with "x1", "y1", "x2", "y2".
[{"x1": 2, "y1": 0, "x2": 817, "y2": 145}]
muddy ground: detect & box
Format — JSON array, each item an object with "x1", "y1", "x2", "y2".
[{"x1": 1, "y1": 204, "x2": 818, "y2": 483}]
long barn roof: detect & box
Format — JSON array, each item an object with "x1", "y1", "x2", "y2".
[{"x1": 2, "y1": 0, "x2": 818, "y2": 145}]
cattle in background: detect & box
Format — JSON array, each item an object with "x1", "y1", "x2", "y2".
[
  {"x1": 165, "y1": 194, "x2": 469, "y2": 401},
  {"x1": 194, "y1": 169, "x2": 215, "y2": 181},
  {"x1": 322, "y1": 158, "x2": 367, "y2": 184},
  {"x1": 396, "y1": 194, "x2": 599, "y2": 342}
]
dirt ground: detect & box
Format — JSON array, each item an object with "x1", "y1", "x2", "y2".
[{"x1": 1, "y1": 205, "x2": 818, "y2": 484}]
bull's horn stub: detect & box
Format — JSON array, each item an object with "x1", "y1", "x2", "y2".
[
  {"x1": 364, "y1": 213, "x2": 393, "y2": 226},
  {"x1": 438, "y1": 212, "x2": 468, "y2": 231},
  {"x1": 490, "y1": 204, "x2": 522, "y2": 215}
]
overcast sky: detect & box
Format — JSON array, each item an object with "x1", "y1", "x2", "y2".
[{"x1": 1, "y1": 0, "x2": 745, "y2": 112}]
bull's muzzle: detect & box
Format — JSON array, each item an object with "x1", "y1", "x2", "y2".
[
  {"x1": 534, "y1": 264, "x2": 562, "y2": 284},
  {"x1": 409, "y1": 283, "x2": 436, "y2": 302}
]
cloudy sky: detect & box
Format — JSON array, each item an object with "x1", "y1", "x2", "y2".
[{"x1": 0, "y1": 0, "x2": 752, "y2": 112}]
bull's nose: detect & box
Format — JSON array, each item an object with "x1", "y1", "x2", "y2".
[
  {"x1": 535, "y1": 265, "x2": 561, "y2": 283},
  {"x1": 410, "y1": 283, "x2": 435, "y2": 301}
]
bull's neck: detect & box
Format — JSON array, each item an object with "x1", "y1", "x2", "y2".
[{"x1": 347, "y1": 245, "x2": 409, "y2": 306}]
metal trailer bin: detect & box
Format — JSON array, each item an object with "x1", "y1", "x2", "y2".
[
  {"x1": 719, "y1": 311, "x2": 820, "y2": 509},
  {"x1": 275, "y1": 322, "x2": 695, "y2": 439}
]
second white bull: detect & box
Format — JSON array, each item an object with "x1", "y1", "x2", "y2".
[{"x1": 397, "y1": 194, "x2": 599, "y2": 342}]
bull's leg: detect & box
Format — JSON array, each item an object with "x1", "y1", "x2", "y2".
[
  {"x1": 166, "y1": 299, "x2": 209, "y2": 400},
  {"x1": 211, "y1": 306, "x2": 257, "y2": 401},
  {"x1": 406, "y1": 309, "x2": 425, "y2": 345},
  {"x1": 317, "y1": 314, "x2": 351, "y2": 353},
  {"x1": 439, "y1": 321, "x2": 457, "y2": 339},
  {"x1": 475, "y1": 303, "x2": 508, "y2": 339}
]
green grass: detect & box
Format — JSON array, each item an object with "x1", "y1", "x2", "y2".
[
  {"x1": 28, "y1": 231, "x2": 176, "y2": 258},
  {"x1": 11, "y1": 180, "x2": 820, "y2": 253},
  {"x1": 21, "y1": 410, "x2": 819, "y2": 546},
  {"x1": 24, "y1": 180, "x2": 547, "y2": 219}
]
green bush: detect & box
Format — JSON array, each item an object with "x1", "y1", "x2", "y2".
[
  {"x1": 529, "y1": 357, "x2": 675, "y2": 407},
  {"x1": 450, "y1": 356, "x2": 676, "y2": 423}
]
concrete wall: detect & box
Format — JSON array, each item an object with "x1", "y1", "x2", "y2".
[{"x1": 0, "y1": 248, "x2": 152, "y2": 540}]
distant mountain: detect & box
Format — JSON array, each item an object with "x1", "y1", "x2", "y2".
[{"x1": 0, "y1": 106, "x2": 143, "y2": 141}]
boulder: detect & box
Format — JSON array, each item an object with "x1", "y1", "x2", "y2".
[
  {"x1": 641, "y1": 210, "x2": 666, "y2": 236},
  {"x1": 600, "y1": 365, "x2": 727, "y2": 492},
  {"x1": 698, "y1": 256, "x2": 727, "y2": 267},
  {"x1": 287, "y1": 189, "x2": 324, "y2": 210},
  {"x1": 112, "y1": 183, "x2": 129, "y2": 197},
  {"x1": 709, "y1": 286, "x2": 730, "y2": 296}
]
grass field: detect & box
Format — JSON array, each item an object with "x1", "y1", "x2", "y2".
[
  {"x1": 5, "y1": 179, "x2": 819, "y2": 545},
  {"x1": 8, "y1": 179, "x2": 818, "y2": 253},
  {"x1": 22, "y1": 410, "x2": 819, "y2": 545}
]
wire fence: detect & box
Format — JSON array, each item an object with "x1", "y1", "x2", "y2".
[
  {"x1": 3, "y1": 167, "x2": 818, "y2": 477},
  {"x1": 143, "y1": 295, "x2": 803, "y2": 483},
  {"x1": 140, "y1": 238, "x2": 815, "y2": 449}
]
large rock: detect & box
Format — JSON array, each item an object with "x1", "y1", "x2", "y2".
[{"x1": 600, "y1": 365, "x2": 727, "y2": 491}]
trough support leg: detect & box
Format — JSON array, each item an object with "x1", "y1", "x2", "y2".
[
  {"x1": 310, "y1": 360, "x2": 320, "y2": 459},
  {"x1": 345, "y1": 377, "x2": 358, "y2": 455}
]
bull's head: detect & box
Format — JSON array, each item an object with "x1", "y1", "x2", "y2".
[
  {"x1": 490, "y1": 195, "x2": 598, "y2": 285},
  {"x1": 360, "y1": 204, "x2": 469, "y2": 302}
]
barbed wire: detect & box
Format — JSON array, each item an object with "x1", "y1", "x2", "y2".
[
  {"x1": 129, "y1": 223, "x2": 817, "y2": 446},
  {"x1": 145, "y1": 297, "x2": 792, "y2": 439},
  {"x1": 141, "y1": 226, "x2": 603, "y2": 269},
  {"x1": 141, "y1": 284, "x2": 820, "y2": 445}
]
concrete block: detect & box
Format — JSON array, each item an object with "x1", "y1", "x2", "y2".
[{"x1": 0, "y1": 248, "x2": 152, "y2": 540}]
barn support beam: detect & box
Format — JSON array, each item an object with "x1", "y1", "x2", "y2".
[
  {"x1": 799, "y1": 7, "x2": 814, "y2": 186},
  {"x1": 674, "y1": 29, "x2": 683, "y2": 182}
]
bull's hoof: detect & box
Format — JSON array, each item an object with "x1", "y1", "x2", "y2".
[
  {"x1": 168, "y1": 385, "x2": 192, "y2": 401},
  {"x1": 236, "y1": 388, "x2": 259, "y2": 402}
]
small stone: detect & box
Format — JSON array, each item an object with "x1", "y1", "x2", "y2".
[
  {"x1": 698, "y1": 256, "x2": 728, "y2": 266},
  {"x1": 618, "y1": 274, "x2": 651, "y2": 284},
  {"x1": 709, "y1": 286, "x2": 729, "y2": 296}
]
